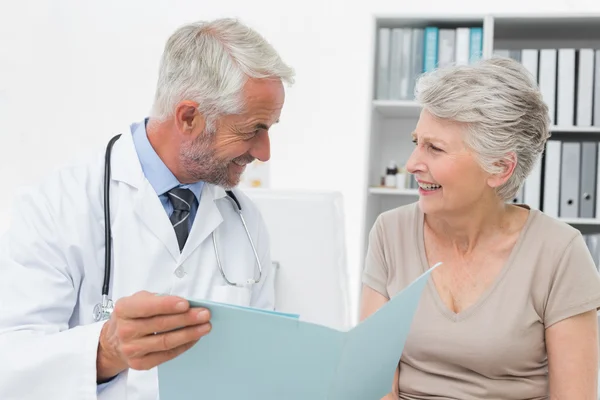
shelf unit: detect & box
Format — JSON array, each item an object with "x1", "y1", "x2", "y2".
[
  {"x1": 372, "y1": 100, "x2": 422, "y2": 118},
  {"x1": 362, "y1": 13, "x2": 600, "y2": 261},
  {"x1": 368, "y1": 187, "x2": 419, "y2": 196}
]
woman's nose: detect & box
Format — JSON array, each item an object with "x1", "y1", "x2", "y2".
[{"x1": 405, "y1": 147, "x2": 421, "y2": 175}]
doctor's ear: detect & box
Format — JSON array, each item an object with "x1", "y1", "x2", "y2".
[{"x1": 174, "y1": 101, "x2": 205, "y2": 136}]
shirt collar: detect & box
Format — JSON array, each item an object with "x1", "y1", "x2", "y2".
[{"x1": 131, "y1": 118, "x2": 204, "y2": 202}]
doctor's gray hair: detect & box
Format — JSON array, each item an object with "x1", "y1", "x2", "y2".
[
  {"x1": 150, "y1": 18, "x2": 295, "y2": 131},
  {"x1": 414, "y1": 57, "x2": 551, "y2": 201}
]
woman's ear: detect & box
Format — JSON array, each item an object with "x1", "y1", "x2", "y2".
[{"x1": 486, "y1": 152, "x2": 517, "y2": 189}]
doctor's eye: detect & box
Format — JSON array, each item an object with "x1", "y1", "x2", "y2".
[
  {"x1": 239, "y1": 131, "x2": 257, "y2": 140},
  {"x1": 243, "y1": 129, "x2": 265, "y2": 140}
]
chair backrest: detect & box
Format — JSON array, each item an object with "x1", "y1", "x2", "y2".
[{"x1": 243, "y1": 188, "x2": 353, "y2": 331}]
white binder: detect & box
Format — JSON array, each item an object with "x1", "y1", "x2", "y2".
[
  {"x1": 543, "y1": 141, "x2": 561, "y2": 217},
  {"x1": 556, "y1": 49, "x2": 576, "y2": 127},
  {"x1": 521, "y1": 49, "x2": 541, "y2": 209},
  {"x1": 539, "y1": 49, "x2": 557, "y2": 125},
  {"x1": 577, "y1": 49, "x2": 595, "y2": 127},
  {"x1": 559, "y1": 141, "x2": 581, "y2": 218},
  {"x1": 376, "y1": 28, "x2": 391, "y2": 100}
]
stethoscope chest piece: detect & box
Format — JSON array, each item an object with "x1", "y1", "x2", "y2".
[{"x1": 93, "y1": 295, "x2": 114, "y2": 322}]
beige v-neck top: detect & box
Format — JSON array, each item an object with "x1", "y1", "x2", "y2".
[{"x1": 362, "y1": 202, "x2": 600, "y2": 400}]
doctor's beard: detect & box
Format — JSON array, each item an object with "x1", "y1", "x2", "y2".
[{"x1": 180, "y1": 132, "x2": 255, "y2": 189}]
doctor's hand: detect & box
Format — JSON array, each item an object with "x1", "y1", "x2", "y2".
[{"x1": 96, "y1": 290, "x2": 212, "y2": 382}]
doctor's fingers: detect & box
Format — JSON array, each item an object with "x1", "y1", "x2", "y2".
[
  {"x1": 127, "y1": 307, "x2": 211, "y2": 337},
  {"x1": 122, "y1": 323, "x2": 211, "y2": 369},
  {"x1": 127, "y1": 341, "x2": 197, "y2": 371},
  {"x1": 114, "y1": 291, "x2": 191, "y2": 319}
]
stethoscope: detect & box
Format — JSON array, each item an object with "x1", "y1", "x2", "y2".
[{"x1": 93, "y1": 134, "x2": 263, "y2": 322}]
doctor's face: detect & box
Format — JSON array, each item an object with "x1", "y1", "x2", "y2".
[{"x1": 180, "y1": 78, "x2": 285, "y2": 188}]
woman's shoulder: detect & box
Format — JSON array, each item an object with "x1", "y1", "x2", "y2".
[
  {"x1": 516, "y1": 207, "x2": 588, "y2": 278},
  {"x1": 520, "y1": 208, "x2": 600, "y2": 328},
  {"x1": 524, "y1": 208, "x2": 581, "y2": 248}
]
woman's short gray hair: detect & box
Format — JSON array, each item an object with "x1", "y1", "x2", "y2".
[
  {"x1": 414, "y1": 57, "x2": 551, "y2": 201},
  {"x1": 150, "y1": 18, "x2": 295, "y2": 131}
]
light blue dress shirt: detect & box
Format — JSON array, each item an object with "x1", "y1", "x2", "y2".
[{"x1": 131, "y1": 119, "x2": 205, "y2": 229}]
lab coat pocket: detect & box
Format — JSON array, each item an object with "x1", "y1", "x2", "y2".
[{"x1": 211, "y1": 285, "x2": 252, "y2": 307}]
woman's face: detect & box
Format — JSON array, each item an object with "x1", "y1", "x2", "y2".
[{"x1": 405, "y1": 109, "x2": 493, "y2": 216}]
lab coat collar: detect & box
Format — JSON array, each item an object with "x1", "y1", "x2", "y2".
[
  {"x1": 210, "y1": 184, "x2": 228, "y2": 201},
  {"x1": 109, "y1": 127, "x2": 228, "y2": 263},
  {"x1": 109, "y1": 128, "x2": 145, "y2": 189},
  {"x1": 179, "y1": 177, "x2": 229, "y2": 264}
]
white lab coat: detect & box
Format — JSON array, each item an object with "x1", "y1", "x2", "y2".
[{"x1": 0, "y1": 129, "x2": 274, "y2": 400}]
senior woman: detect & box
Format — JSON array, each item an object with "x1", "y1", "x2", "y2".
[{"x1": 361, "y1": 57, "x2": 600, "y2": 400}]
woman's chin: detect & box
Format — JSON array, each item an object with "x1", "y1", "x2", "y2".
[{"x1": 418, "y1": 196, "x2": 444, "y2": 215}]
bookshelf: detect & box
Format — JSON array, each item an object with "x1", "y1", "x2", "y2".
[
  {"x1": 372, "y1": 100, "x2": 422, "y2": 118},
  {"x1": 362, "y1": 13, "x2": 600, "y2": 262},
  {"x1": 368, "y1": 187, "x2": 419, "y2": 196}
]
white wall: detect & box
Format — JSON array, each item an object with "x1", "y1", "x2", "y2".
[{"x1": 2, "y1": 0, "x2": 600, "y2": 313}]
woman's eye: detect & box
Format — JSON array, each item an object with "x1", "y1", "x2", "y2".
[{"x1": 412, "y1": 139, "x2": 440, "y2": 152}]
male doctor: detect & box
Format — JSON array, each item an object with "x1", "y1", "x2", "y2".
[{"x1": 0, "y1": 18, "x2": 294, "y2": 399}]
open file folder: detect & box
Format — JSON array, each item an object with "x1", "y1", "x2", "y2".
[{"x1": 157, "y1": 263, "x2": 440, "y2": 400}]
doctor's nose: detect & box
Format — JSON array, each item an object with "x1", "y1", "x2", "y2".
[{"x1": 250, "y1": 131, "x2": 270, "y2": 162}]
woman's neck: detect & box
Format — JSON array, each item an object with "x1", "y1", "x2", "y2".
[{"x1": 424, "y1": 200, "x2": 512, "y2": 255}]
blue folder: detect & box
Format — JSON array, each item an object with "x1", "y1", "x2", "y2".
[{"x1": 157, "y1": 263, "x2": 440, "y2": 400}]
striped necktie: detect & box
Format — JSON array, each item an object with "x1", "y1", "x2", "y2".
[{"x1": 166, "y1": 188, "x2": 196, "y2": 251}]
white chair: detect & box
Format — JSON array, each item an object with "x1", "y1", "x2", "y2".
[{"x1": 243, "y1": 188, "x2": 354, "y2": 331}]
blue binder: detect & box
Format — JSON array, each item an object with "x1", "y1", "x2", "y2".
[{"x1": 157, "y1": 263, "x2": 440, "y2": 400}]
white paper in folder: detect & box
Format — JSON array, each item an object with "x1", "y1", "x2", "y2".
[{"x1": 242, "y1": 189, "x2": 353, "y2": 331}]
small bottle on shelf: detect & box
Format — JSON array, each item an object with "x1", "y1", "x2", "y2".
[
  {"x1": 396, "y1": 166, "x2": 407, "y2": 189},
  {"x1": 384, "y1": 161, "x2": 398, "y2": 187}
]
